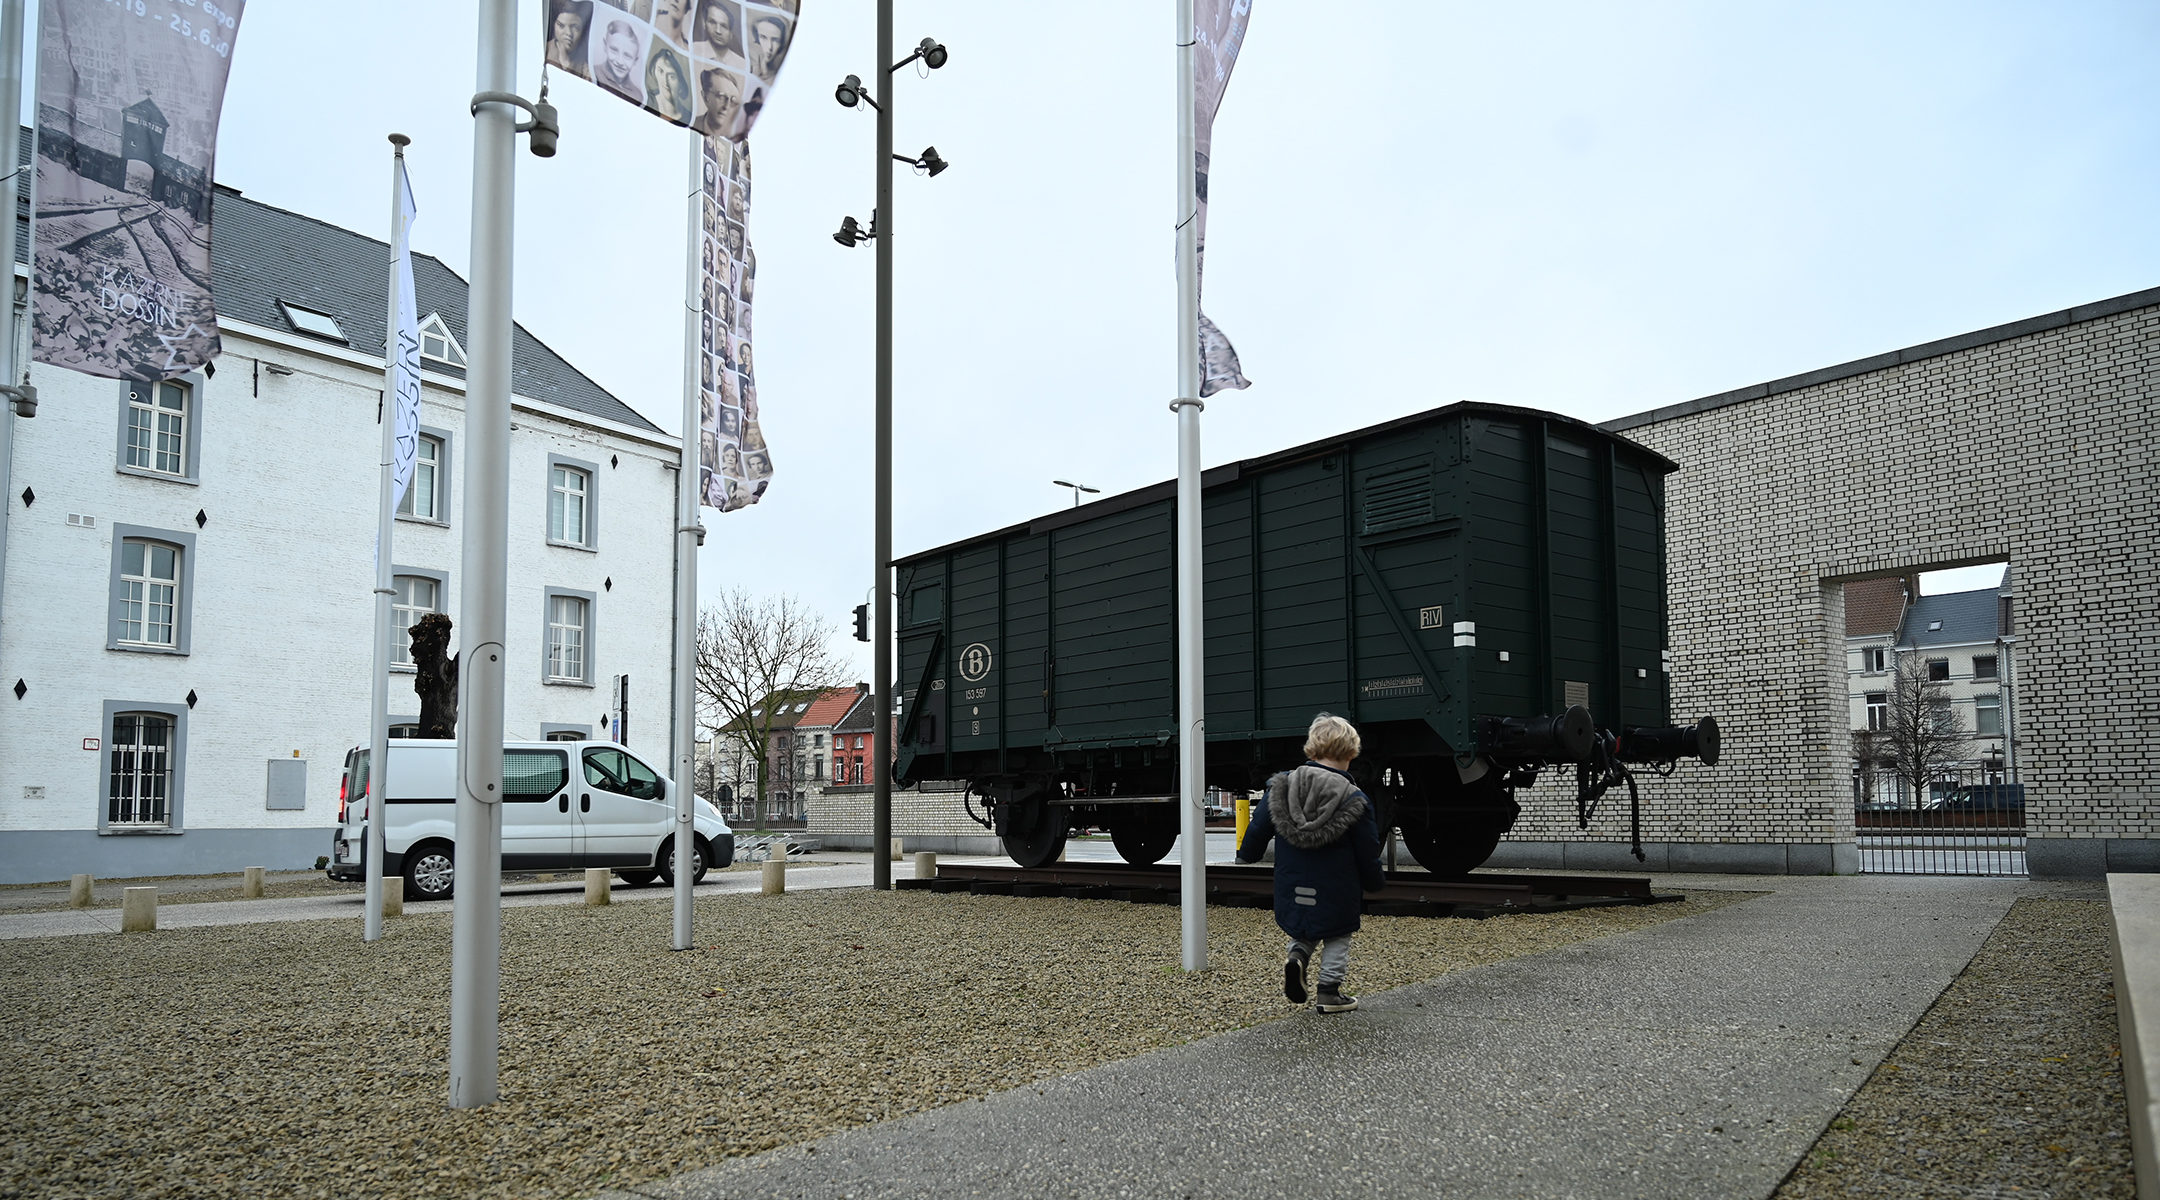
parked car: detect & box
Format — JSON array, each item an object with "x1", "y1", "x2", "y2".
[{"x1": 327, "y1": 739, "x2": 734, "y2": 900}]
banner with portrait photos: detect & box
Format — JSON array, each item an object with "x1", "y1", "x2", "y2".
[
  {"x1": 32, "y1": 0, "x2": 246, "y2": 381},
  {"x1": 543, "y1": 0, "x2": 798, "y2": 512},
  {"x1": 1193, "y1": 0, "x2": 1250, "y2": 397}
]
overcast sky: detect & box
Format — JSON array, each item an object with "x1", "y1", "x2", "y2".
[{"x1": 122, "y1": 1, "x2": 2160, "y2": 675}]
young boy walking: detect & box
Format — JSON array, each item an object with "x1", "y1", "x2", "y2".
[{"x1": 1236, "y1": 713, "x2": 1386, "y2": 1013}]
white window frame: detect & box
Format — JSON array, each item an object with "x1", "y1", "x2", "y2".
[
  {"x1": 98, "y1": 700, "x2": 188, "y2": 833},
  {"x1": 546, "y1": 455, "x2": 600, "y2": 550},
  {"x1": 107, "y1": 526, "x2": 196, "y2": 656},
  {"x1": 1972, "y1": 654, "x2": 1998, "y2": 681},
  {"x1": 390, "y1": 568, "x2": 448, "y2": 669},
  {"x1": 416, "y1": 312, "x2": 468, "y2": 367},
  {"x1": 1861, "y1": 646, "x2": 1887, "y2": 673},
  {"x1": 397, "y1": 429, "x2": 452, "y2": 525},
  {"x1": 114, "y1": 374, "x2": 205, "y2": 483},
  {"x1": 1975, "y1": 693, "x2": 2003, "y2": 737},
  {"x1": 1864, "y1": 692, "x2": 1888, "y2": 732},
  {"x1": 543, "y1": 587, "x2": 597, "y2": 687}
]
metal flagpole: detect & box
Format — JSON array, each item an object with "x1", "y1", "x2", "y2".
[
  {"x1": 871, "y1": 0, "x2": 894, "y2": 892},
  {"x1": 365, "y1": 134, "x2": 412, "y2": 944},
  {"x1": 670, "y1": 130, "x2": 704, "y2": 950},
  {"x1": 451, "y1": 0, "x2": 516, "y2": 1108},
  {"x1": 0, "y1": 0, "x2": 24, "y2": 636},
  {"x1": 1173, "y1": 0, "x2": 1209, "y2": 972}
]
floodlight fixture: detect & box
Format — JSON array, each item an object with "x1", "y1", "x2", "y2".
[
  {"x1": 834, "y1": 74, "x2": 877, "y2": 110},
  {"x1": 833, "y1": 211, "x2": 878, "y2": 247},
  {"x1": 893, "y1": 146, "x2": 950, "y2": 177},
  {"x1": 919, "y1": 38, "x2": 948, "y2": 69}
]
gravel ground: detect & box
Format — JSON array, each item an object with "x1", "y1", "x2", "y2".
[
  {"x1": 0, "y1": 861, "x2": 828, "y2": 915},
  {"x1": 0, "y1": 886, "x2": 1746, "y2": 1200},
  {"x1": 1775, "y1": 896, "x2": 2132, "y2": 1199}
]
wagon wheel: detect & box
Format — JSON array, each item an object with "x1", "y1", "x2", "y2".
[
  {"x1": 1109, "y1": 805, "x2": 1179, "y2": 866},
  {"x1": 1000, "y1": 797, "x2": 1068, "y2": 868},
  {"x1": 1399, "y1": 783, "x2": 1521, "y2": 879}
]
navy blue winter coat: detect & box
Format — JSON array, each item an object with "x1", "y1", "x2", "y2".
[{"x1": 1235, "y1": 762, "x2": 1386, "y2": 942}]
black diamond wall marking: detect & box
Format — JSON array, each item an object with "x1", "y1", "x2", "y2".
[
  {"x1": 12, "y1": 679, "x2": 25, "y2": 701},
  {"x1": 18, "y1": 487, "x2": 29, "y2": 507},
  {"x1": 195, "y1": 509, "x2": 207, "y2": 528},
  {"x1": 186, "y1": 690, "x2": 199, "y2": 709},
  {"x1": 604, "y1": 577, "x2": 613, "y2": 591}
]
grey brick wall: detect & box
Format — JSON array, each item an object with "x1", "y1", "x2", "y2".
[{"x1": 1500, "y1": 291, "x2": 2159, "y2": 877}]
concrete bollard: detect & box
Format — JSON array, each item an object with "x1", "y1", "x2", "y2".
[
  {"x1": 120, "y1": 886, "x2": 157, "y2": 933},
  {"x1": 242, "y1": 866, "x2": 266, "y2": 899},
  {"x1": 381, "y1": 887, "x2": 403, "y2": 919},
  {"x1": 913, "y1": 851, "x2": 937, "y2": 880},
  {"x1": 761, "y1": 859, "x2": 786, "y2": 895},
  {"x1": 69, "y1": 874, "x2": 94, "y2": 908},
  {"x1": 890, "y1": 838, "x2": 904, "y2": 862},
  {"x1": 584, "y1": 868, "x2": 612, "y2": 906}
]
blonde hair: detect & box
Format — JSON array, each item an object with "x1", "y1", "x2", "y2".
[{"x1": 1303, "y1": 713, "x2": 1361, "y2": 763}]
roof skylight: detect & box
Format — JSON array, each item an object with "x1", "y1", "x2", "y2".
[{"x1": 280, "y1": 302, "x2": 345, "y2": 342}]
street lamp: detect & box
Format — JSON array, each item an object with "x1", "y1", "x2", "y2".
[
  {"x1": 832, "y1": 8, "x2": 950, "y2": 892},
  {"x1": 1053, "y1": 479, "x2": 1099, "y2": 508}
]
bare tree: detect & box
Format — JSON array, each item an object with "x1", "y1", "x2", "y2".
[
  {"x1": 1850, "y1": 729, "x2": 1888, "y2": 807},
  {"x1": 695, "y1": 589, "x2": 846, "y2": 829},
  {"x1": 1883, "y1": 654, "x2": 1968, "y2": 807}
]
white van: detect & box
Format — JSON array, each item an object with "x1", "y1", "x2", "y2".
[{"x1": 325, "y1": 739, "x2": 735, "y2": 901}]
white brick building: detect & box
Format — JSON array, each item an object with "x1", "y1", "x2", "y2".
[
  {"x1": 0, "y1": 187, "x2": 684, "y2": 883},
  {"x1": 1493, "y1": 285, "x2": 2157, "y2": 877}
]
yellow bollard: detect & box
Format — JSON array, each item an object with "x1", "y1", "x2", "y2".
[{"x1": 1235, "y1": 794, "x2": 1252, "y2": 848}]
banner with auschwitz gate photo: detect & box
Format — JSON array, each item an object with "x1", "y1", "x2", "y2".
[
  {"x1": 1194, "y1": 0, "x2": 1250, "y2": 397},
  {"x1": 32, "y1": 0, "x2": 246, "y2": 381},
  {"x1": 544, "y1": 0, "x2": 799, "y2": 512}
]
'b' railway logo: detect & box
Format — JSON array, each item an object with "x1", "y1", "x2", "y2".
[{"x1": 959, "y1": 643, "x2": 993, "y2": 682}]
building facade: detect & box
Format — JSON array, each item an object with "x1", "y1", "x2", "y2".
[
  {"x1": 1488, "y1": 285, "x2": 2158, "y2": 877},
  {"x1": 0, "y1": 187, "x2": 683, "y2": 883}
]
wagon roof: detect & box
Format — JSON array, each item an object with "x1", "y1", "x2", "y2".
[{"x1": 897, "y1": 400, "x2": 1677, "y2": 566}]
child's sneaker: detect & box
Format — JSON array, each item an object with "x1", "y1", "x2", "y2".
[
  {"x1": 1314, "y1": 986, "x2": 1359, "y2": 1013},
  {"x1": 1283, "y1": 946, "x2": 1310, "y2": 1004}
]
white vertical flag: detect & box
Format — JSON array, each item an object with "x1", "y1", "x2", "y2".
[
  {"x1": 1194, "y1": 0, "x2": 1251, "y2": 396},
  {"x1": 385, "y1": 158, "x2": 423, "y2": 517}
]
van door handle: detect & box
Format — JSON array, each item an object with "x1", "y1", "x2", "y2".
[
  {"x1": 581, "y1": 794, "x2": 591, "y2": 813},
  {"x1": 558, "y1": 795, "x2": 568, "y2": 812}
]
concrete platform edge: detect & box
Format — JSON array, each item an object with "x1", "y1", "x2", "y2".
[
  {"x1": 2109, "y1": 873, "x2": 2160, "y2": 1200},
  {"x1": 1487, "y1": 840, "x2": 1858, "y2": 875}
]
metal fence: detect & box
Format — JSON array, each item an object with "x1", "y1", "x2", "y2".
[{"x1": 1854, "y1": 765, "x2": 2025, "y2": 877}]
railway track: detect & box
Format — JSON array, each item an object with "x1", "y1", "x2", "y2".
[{"x1": 897, "y1": 861, "x2": 1677, "y2": 918}]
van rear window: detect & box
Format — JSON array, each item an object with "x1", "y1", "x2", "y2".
[{"x1": 505, "y1": 750, "x2": 568, "y2": 796}]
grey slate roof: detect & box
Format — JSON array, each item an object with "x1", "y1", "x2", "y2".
[
  {"x1": 10, "y1": 124, "x2": 661, "y2": 437},
  {"x1": 206, "y1": 186, "x2": 666, "y2": 437},
  {"x1": 1897, "y1": 588, "x2": 2002, "y2": 649}
]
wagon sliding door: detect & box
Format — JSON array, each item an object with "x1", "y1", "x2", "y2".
[{"x1": 1047, "y1": 502, "x2": 1176, "y2": 746}]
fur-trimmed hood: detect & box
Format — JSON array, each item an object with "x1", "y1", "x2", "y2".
[{"x1": 1266, "y1": 764, "x2": 1368, "y2": 850}]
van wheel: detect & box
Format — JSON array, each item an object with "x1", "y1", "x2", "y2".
[
  {"x1": 657, "y1": 836, "x2": 710, "y2": 887},
  {"x1": 404, "y1": 842, "x2": 454, "y2": 901},
  {"x1": 615, "y1": 869, "x2": 657, "y2": 888}
]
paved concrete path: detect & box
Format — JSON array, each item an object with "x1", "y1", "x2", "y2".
[
  {"x1": 598, "y1": 872, "x2": 2029, "y2": 1200},
  {"x1": 0, "y1": 859, "x2": 880, "y2": 940}
]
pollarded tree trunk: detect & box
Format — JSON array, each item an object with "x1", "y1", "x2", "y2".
[{"x1": 409, "y1": 612, "x2": 459, "y2": 739}]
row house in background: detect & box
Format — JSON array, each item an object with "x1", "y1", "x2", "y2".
[
  {"x1": 1891, "y1": 575, "x2": 2021, "y2": 782},
  {"x1": 0, "y1": 185, "x2": 682, "y2": 884},
  {"x1": 1843, "y1": 574, "x2": 1914, "y2": 805}
]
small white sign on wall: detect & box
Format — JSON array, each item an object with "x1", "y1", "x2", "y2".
[
  {"x1": 23, "y1": 786, "x2": 45, "y2": 799},
  {"x1": 82, "y1": 738, "x2": 99, "y2": 752}
]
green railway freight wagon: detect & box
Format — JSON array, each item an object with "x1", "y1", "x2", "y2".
[{"x1": 893, "y1": 401, "x2": 1719, "y2": 874}]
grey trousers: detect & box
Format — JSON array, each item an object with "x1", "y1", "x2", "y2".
[{"x1": 1289, "y1": 935, "x2": 1353, "y2": 987}]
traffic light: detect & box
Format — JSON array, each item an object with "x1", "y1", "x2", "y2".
[{"x1": 853, "y1": 603, "x2": 870, "y2": 642}]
